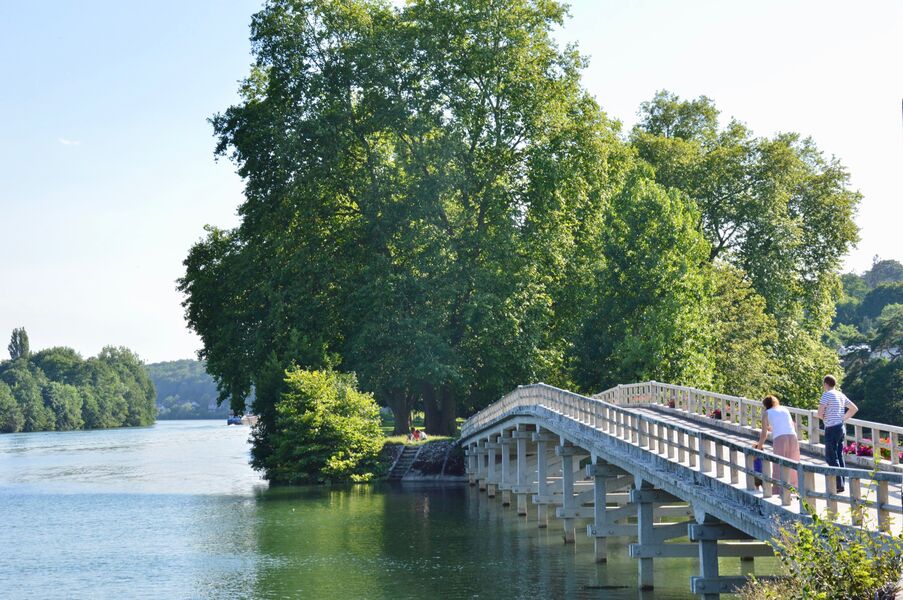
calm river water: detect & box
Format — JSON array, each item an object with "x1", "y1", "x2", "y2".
[{"x1": 0, "y1": 420, "x2": 755, "y2": 599}]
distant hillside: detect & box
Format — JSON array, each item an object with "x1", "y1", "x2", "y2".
[{"x1": 146, "y1": 359, "x2": 249, "y2": 419}]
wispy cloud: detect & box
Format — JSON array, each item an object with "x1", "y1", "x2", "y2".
[{"x1": 58, "y1": 137, "x2": 80, "y2": 146}]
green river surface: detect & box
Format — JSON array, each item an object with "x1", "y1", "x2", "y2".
[{"x1": 0, "y1": 420, "x2": 768, "y2": 599}]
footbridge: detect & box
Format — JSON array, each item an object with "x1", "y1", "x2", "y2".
[{"x1": 460, "y1": 382, "x2": 903, "y2": 598}]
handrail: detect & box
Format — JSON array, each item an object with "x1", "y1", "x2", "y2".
[
  {"x1": 463, "y1": 381, "x2": 903, "y2": 470},
  {"x1": 460, "y1": 382, "x2": 903, "y2": 533}
]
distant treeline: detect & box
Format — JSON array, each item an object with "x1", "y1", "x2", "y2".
[
  {"x1": 146, "y1": 359, "x2": 250, "y2": 419},
  {"x1": 828, "y1": 259, "x2": 903, "y2": 425},
  {"x1": 0, "y1": 328, "x2": 156, "y2": 433}
]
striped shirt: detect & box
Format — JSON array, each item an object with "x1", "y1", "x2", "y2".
[{"x1": 820, "y1": 389, "x2": 851, "y2": 427}]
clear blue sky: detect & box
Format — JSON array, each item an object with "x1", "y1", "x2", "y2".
[{"x1": 1, "y1": 0, "x2": 901, "y2": 363}]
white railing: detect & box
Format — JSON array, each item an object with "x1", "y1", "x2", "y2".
[
  {"x1": 607, "y1": 381, "x2": 903, "y2": 469},
  {"x1": 460, "y1": 382, "x2": 903, "y2": 532}
]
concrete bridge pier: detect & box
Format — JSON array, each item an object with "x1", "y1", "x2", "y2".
[
  {"x1": 476, "y1": 441, "x2": 488, "y2": 491},
  {"x1": 688, "y1": 512, "x2": 773, "y2": 598},
  {"x1": 513, "y1": 426, "x2": 532, "y2": 516},
  {"x1": 555, "y1": 443, "x2": 582, "y2": 543},
  {"x1": 499, "y1": 432, "x2": 513, "y2": 507},
  {"x1": 634, "y1": 479, "x2": 657, "y2": 590},
  {"x1": 532, "y1": 429, "x2": 556, "y2": 528},
  {"x1": 586, "y1": 461, "x2": 631, "y2": 563},
  {"x1": 486, "y1": 440, "x2": 498, "y2": 497}
]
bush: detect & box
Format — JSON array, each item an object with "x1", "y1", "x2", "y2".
[
  {"x1": 740, "y1": 508, "x2": 902, "y2": 600},
  {"x1": 259, "y1": 367, "x2": 384, "y2": 484}
]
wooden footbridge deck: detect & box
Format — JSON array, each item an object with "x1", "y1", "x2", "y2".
[{"x1": 460, "y1": 382, "x2": 903, "y2": 598}]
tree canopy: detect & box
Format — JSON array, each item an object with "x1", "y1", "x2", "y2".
[
  {"x1": 0, "y1": 329, "x2": 156, "y2": 433},
  {"x1": 181, "y1": 1, "x2": 861, "y2": 481}
]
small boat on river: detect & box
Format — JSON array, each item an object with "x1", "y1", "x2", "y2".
[{"x1": 226, "y1": 414, "x2": 259, "y2": 426}]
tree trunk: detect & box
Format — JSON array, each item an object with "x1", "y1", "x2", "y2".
[
  {"x1": 388, "y1": 393, "x2": 413, "y2": 436},
  {"x1": 423, "y1": 383, "x2": 458, "y2": 436},
  {"x1": 422, "y1": 383, "x2": 440, "y2": 434},
  {"x1": 437, "y1": 385, "x2": 457, "y2": 436}
]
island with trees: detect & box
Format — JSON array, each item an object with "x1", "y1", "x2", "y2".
[{"x1": 0, "y1": 327, "x2": 156, "y2": 433}]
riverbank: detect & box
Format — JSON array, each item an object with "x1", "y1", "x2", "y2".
[{"x1": 380, "y1": 439, "x2": 466, "y2": 481}]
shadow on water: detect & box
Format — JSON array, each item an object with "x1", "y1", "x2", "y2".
[
  {"x1": 1, "y1": 423, "x2": 770, "y2": 599},
  {"x1": 247, "y1": 483, "x2": 702, "y2": 599}
]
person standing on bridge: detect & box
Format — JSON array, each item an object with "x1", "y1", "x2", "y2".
[
  {"x1": 754, "y1": 395, "x2": 800, "y2": 490},
  {"x1": 816, "y1": 375, "x2": 858, "y2": 493}
]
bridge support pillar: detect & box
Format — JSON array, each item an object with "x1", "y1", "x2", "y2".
[
  {"x1": 514, "y1": 426, "x2": 532, "y2": 516},
  {"x1": 556, "y1": 444, "x2": 579, "y2": 544},
  {"x1": 635, "y1": 479, "x2": 656, "y2": 590},
  {"x1": 466, "y1": 446, "x2": 476, "y2": 486},
  {"x1": 486, "y1": 441, "x2": 498, "y2": 497},
  {"x1": 533, "y1": 430, "x2": 555, "y2": 528},
  {"x1": 689, "y1": 513, "x2": 768, "y2": 598},
  {"x1": 499, "y1": 432, "x2": 512, "y2": 506},
  {"x1": 586, "y1": 461, "x2": 630, "y2": 563},
  {"x1": 476, "y1": 441, "x2": 487, "y2": 491}
]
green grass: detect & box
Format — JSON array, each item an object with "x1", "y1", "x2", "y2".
[{"x1": 380, "y1": 412, "x2": 463, "y2": 446}]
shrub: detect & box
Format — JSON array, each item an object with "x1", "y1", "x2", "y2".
[
  {"x1": 740, "y1": 508, "x2": 902, "y2": 600},
  {"x1": 260, "y1": 367, "x2": 384, "y2": 484}
]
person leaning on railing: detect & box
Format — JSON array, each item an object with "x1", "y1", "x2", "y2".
[
  {"x1": 755, "y1": 395, "x2": 800, "y2": 489},
  {"x1": 816, "y1": 374, "x2": 858, "y2": 493}
]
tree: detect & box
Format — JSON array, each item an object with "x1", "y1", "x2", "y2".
[
  {"x1": 872, "y1": 304, "x2": 903, "y2": 360},
  {"x1": 0, "y1": 382, "x2": 24, "y2": 433},
  {"x1": 97, "y1": 346, "x2": 157, "y2": 426},
  {"x1": 182, "y1": 0, "x2": 621, "y2": 444},
  {"x1": 572, "y1": 172, "x2": 713, "y2": 391},
  {"x1": 707, "y1": 263, "x2": 779, "y2": 399},
  {"x1": 8, "y1": 327, "x2": 30, "y2": 360},
  {"x1": 859, "y1": 283, "x2": 903, "y2": 324},
  {"x1": 43, "y1": 382, "x2": 84, "y2": 431},
  {"x1": 863, "y1": 257, "x2": 903, "y2": 289},
  {"x1": 259, "y1": 367, "x2": 383, "y2": 484},
  {"x1": 0, "y1": 360, "x2": 53, "y2": 432},
  {"x1": 631, "y1": 91, "x2": 860, "y2": 405}
]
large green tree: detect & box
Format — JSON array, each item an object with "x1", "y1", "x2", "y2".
[
  {"x1": 572, "y1": 171, "x2": 713, "y2": 390},
  {"x1": 631, "y1": 91, "x2": 858, "y2": 405},
  {"x1": 181, "y1": 0, "x2": 622, "y2": 438}
]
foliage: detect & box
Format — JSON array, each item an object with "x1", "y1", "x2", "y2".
[
  {"x1": 739, "y1": 510, "x2": 902, "y2": 600},
  {"x1": 258, "y1": 367, "x2": 383, "y2": 484},
  {"x1": 863, "y1": 259, "x2": 903, "y2": 289},
  {"x1": 0, "y1": 382, "x2": 24, "y2": 433},
  {"x1": 572, "y1": 171, "x2": 713, "y2": 390},
  {"x1": 0, "y1": 329, "x2": 156, "y2": 433},
  {"x1": 632, "y1": 90, "x2": 858, "y2": 406},
  {"x1": 707, "y1": 262, "x2": 780, "y2": 399},
  {"x1": 845, "y1": 359, "x2": 903, "y2": 426},
  {"x1": 180, "y1": 2, "x2": 863, "y2": 480},
  {"x1": 181, "y1": 0, "x2": 622, "y2": 445},
  {"x1": 861, "y1": 284, "x2": 903, "y2": 326},
  {"x1": 8, "y1": 327, "x2": 30, "y2": 360}
]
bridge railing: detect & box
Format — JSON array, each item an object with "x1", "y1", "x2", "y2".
[
  {"x1": 601, "y1": 381, "x2": 903, "y2": 471},
  {"x1": 461, "y1": 383, "x2": 903, "y2": 532}
]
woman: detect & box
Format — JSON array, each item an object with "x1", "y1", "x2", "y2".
[{"x1": 754, "y1": 395, "x2": 800, "y2": 489}]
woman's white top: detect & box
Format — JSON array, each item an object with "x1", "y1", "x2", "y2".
[{"x1": 767, "y1": 406, "x2": 796, "y2": 438}]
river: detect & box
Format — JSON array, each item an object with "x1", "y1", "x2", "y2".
[{"x1": 0, "y1": 420, "x2": 747, "y2": 599}]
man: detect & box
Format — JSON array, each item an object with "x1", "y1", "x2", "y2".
[{"x1": 816, "y1": 375, "x2": 858, "y2": 493}]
